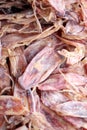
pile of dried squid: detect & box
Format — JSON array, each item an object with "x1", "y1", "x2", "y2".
[{"x1": 0, "y1": 0, "x2": 87, "y2": 130}]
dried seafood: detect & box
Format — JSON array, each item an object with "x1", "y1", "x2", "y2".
[{"x1": 0, "y1": 0, "x2": 87, "y2": 130}]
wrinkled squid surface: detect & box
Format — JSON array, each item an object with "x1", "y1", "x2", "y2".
[{"x1": 0, "y1": 0, "x2": 87, "y2": 130}]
